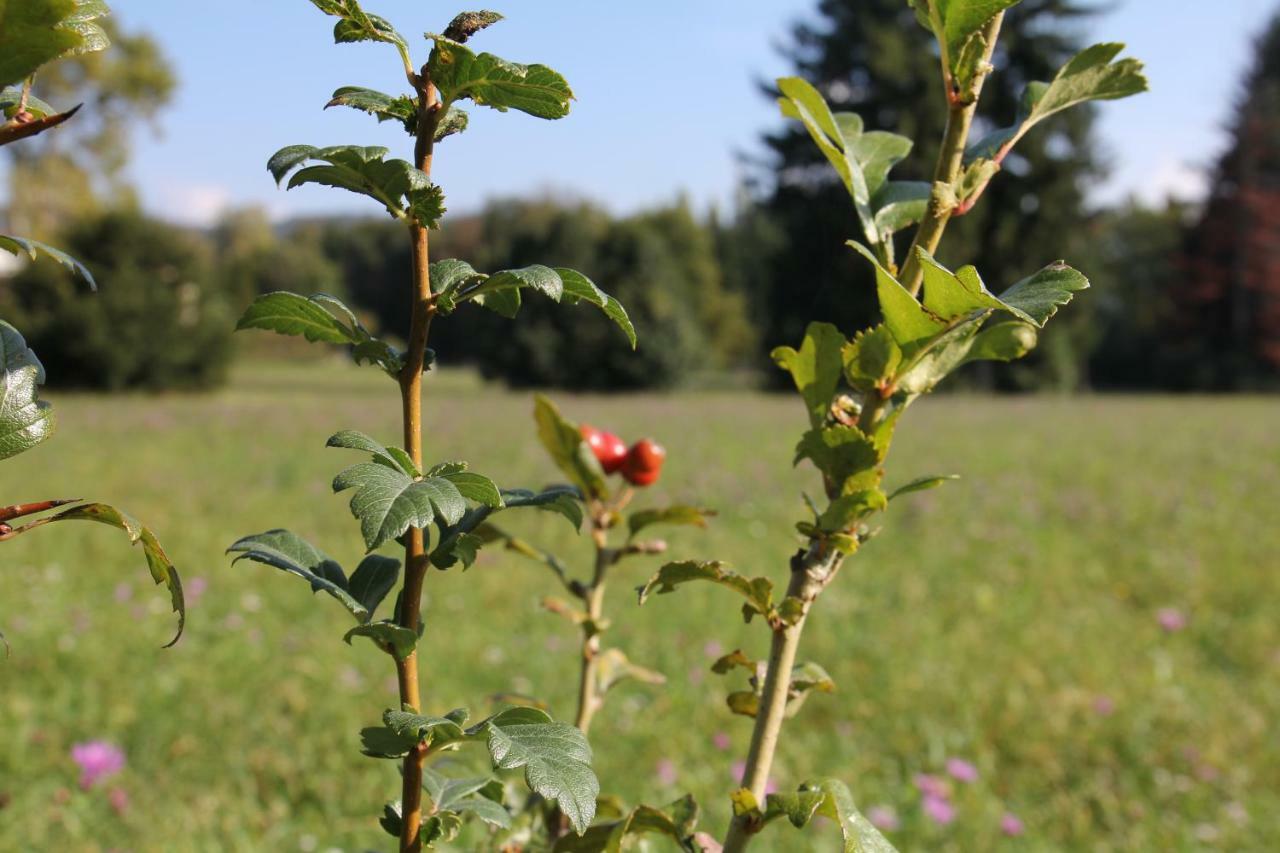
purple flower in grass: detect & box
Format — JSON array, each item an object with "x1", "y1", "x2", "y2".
[
  {"x1": 655, "y1": 758, "x2": 678, "y2": 786},
  {"x1": 922, "y1": 794, "x2": 955, "y2": 825},
  {"x1": 867, "y1": 805, "x2": 900, "y2": 832},
  {"x1": 946, "y1": 757, "x2": 978, "y2": 783},
  {"x1": 913, "y1": 773, "x2": 948, "y2": 799},
  {"x1": 1157, "y1": 607, "x2": 1187, "y2": 632},
  {"x1": 71, "y1": 741, "x2": 125, "y2": 790},
  {"x1": 1001, "y1": 812, "x2": 1025, "y2": 836}
]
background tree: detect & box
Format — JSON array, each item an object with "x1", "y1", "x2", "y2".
[
  {"x1": 0, "y1": 210, "x2": 234, "y2": 390},
  {"x1": 752, "y1": 0, "x2": 1103, "y2": 388},
  {"x1": 1171, "y1": 10, "x2": 1280, "y2": 389},
  {"x1": 2, "y1": 18, "x2": 175, "y2": 238}
]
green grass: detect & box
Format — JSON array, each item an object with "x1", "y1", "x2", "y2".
[{"x1": 2, "y1": 360, "x2": 1277, "y2": 851}]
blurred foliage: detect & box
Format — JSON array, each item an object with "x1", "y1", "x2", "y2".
[
  {"x1": 0, "y1": 210, "x2": 233, "y2": 390},
  {"x1": 1168, "y1": 10, "x2": 1280, "y2": 390},
  {"x1": 749, "y1": 0, "x2": 1104, "y2": 391},
  {"x1": 2, "y1": 17, "x2": 176, "y2": 239}
]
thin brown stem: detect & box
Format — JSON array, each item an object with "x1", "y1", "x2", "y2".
[
  {"x1": 723, "y1": 549, "x2": 836, "y2": 852},
  {"x1": 574, "y1": 540, "x2": 611, "y2": 733},
  {"x1": 396, "y1": 74, "x2": 442, "y2": 853},
  {"x1": 898, "y1": 13, "x2": 1006, "y2": 296}
]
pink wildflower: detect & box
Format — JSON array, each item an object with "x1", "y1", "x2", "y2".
[
  {"x1": 867, "y1": 805, "x2": 900, "y2": 832},
  {"x1": 108, "y1": 787, "x2": 129, "y2": 815},
  {"x1": 71, "y1": 741, "x2": 125, "y2": 790},
  {"x1": 922, "y1": 794, "x2": 955, "y2": 825},
  {"x1": 913, "y1": 773, "x2": 948, "y2": 799},
  {"x1": 1092, "y1": 694, "x2": 1116, "y2": 716},
  {"x1": 655, "y1": 758, "x2": 677, "y2": 786},
  {"x1": 186, "y1": 577, "x2": 209, "y2": 604},
  {"x1": 1157, "y1": 607, "x2": 1187, "y2": 632},
  {"x1": 946, "y1": 757, "x2": 978, "y2": 783},
  {"x1": 713, "y1": 731, "x2": 731, "y2": 751},
  {"x1": 1001, "y1": 812, "x2": 1025, "y2": 836}
]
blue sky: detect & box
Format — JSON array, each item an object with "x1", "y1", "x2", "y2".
[{"x1": 112, "y1": 0, "x2": 1278, "y2": 225}]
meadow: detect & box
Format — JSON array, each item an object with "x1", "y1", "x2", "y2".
[{"x1": 1, "y1": 360, "x2": 1276, "y2": 851}]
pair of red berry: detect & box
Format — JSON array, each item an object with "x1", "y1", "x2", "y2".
[{"x1": 581, "y1": 426, "x2": 666, "y2": 487}]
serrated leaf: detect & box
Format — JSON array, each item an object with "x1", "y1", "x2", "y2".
[
  {"x1": 916, "y1": 248, "x2": 1017, "y2": 322},
  {"x1": 434, "y1": 104, "x2": 469, "y2": 140},
  {"x1": 431, "y1": 258, "x2": 486, "y2": 313},
  {"x1": 847, "y1": 241, "x2": 944, "y2": 350},
  {"x1": 817, "y1": 490, "x2": 887, "y2": 532},
  {"x1": 327, "y1": 429, "x2": 418, "y2": 475},
  {"x1": 346, "y1": 555, "x2": 401, "y2": 616},
  {"x1": 385, "y1": 708, "x2": 466, "y2": 747},
  {"x1": 227, "y1": 529, "x2": 366, "y2": 622},
  {"x1": 308, "y1": 0, "x2": 408, "y2": 58},
  {"x1": 888, "y1": 475, "x2": 959, "y2": 501},
  {"x1": 637, "y1": 561, "x2": 774, "y2": 623},
  {"x1": 266, "y1": 144, "x2": 444, "y2": 229},
  {"x1": 345, "y1": 620, "x2": 418, "y2": 659},
  {"x1": 0, "y1": 0, "x2": 89, "y2": 88},
  {"x1": 556, "y1": 268, "x2": 637, "y2": 348},
  {"x1": 772, "y1": 322, "x2": 846, "y2": 429},
  {"x1": 552, "y1": 794, "x2": 701, "y2": 853},
  {"x1": 454, "y1": 266, "x2": 635, "y2": 347},
  {"x1": 0, "y1": 321, "x2": 55, "y2": 461},
  {"x1": 909, "y1": 0, "x2": 1020, "y2": 82},
  {"x1": 236, "y1": 291, "x2": 406, "y2": 377},
  {"x1": 794, "y1": 425, "x2": 882, "y2": 496},
  {"x1": 325, "y1": 86, "x2": 416, "y2": 133},
  {"x1": 969, "y1": 42, "x2": 1148, "y2": 160},
  {"x1": 332, "y1": 462, "x2": 466, "y2": 551},
  {"x1": 431, "y1": 486, "x2": 582, "y2": 571},
  {"x1": 534, "y1": 395, "x2": 607, "y2": 500},
  {"x1": 478, "y1": 707, "x2": 599, "y2": 834},
  {"x1": 842, "y1": 325, "x2": 901, "y2": 394},
  {"x1": 359, "y1": 724, "x2": 419, "y2": 759},
  {"x1": 997, "y1": 263, "x2": 1089, "y2": 327},
  {"x1": 0, "y1": 234, "x2": 97, "y2": 289},
  {"x1": 427, "y1": 36, "x2": 573, "y2": 119},
  {"x1": 379, "y1": 801, "x2": 402, "y2": 837},
  {"x1": 627, "y1": 505, "x2": 715, "y2": 540}
]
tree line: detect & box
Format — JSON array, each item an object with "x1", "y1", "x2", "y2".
[{"x1": 1, "y1": 2, "x2": 1276, "y2": 392}]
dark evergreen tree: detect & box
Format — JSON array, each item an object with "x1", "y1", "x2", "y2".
[
  {"x1": 753, "y1": 0, "x2": 1103, "y2": 388},
  {"x1": 1172, "y1": 10, "x2": 1280, "y2": 389}
]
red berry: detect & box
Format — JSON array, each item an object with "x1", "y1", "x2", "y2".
[
  {"x1": 581, "y1": 425, "x2": 629, "y2": 474},
  {"x1": 621, "y1": 438, "x2": 666, "y2": 487}
]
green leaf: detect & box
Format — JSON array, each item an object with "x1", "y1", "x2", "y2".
[
  {"x1": 909, "y1": 0, "x2": 1020, "y2": 83},
  {"x1": 533, "y1": 395, "x2": 607, "y2": 501},
  {"x1": 431, "y1": 258, "x2": 487, "y2": 313},
  {"x1": 442, "y1": 11, "x2": 504, "y2": 43},
  {"x1": 811, "y1": 778, "x2": 897, "y2": 853},
  {"x1": 969, "y1": 43, "x2": 1147, "y2": 160},
  {"x1": 552, "y1": 794, "x2": 701, "y2": 852},
  {"x1": 431, "y1": 486, "x2": 582, "y2": 571},
  {"x1": 0, "y1": 0, "x2": 93, "y2": 88},
  {"x1": 916, "y1": 248, "x2": 1016, "y2": 322},
  {"x1": 327, "y1": 429, "x2": 417, "y2": 475},
  {"x1": 434, "y1": 105, "x2": 469, "y2": 140},
  {"x1": 0, "y1": 234, "x2": 96, "y2": 289},
  {"x1": 763, "y1": 791, "x2": 827, "y2": 829},
  {"x1": 379, "y1": 801, "x2": 402, "y2": 836},
  {"x1": 325, "y1": 86, "x2": 416, "y2": 132},
  {"x1": 997, "y1": 262, "x2": 1090, "y2": 327},
  {"x1": 5, "y1": 501, "x2": 185, "y2": 646},
  {"x1": 817, "y1": 490, "x2": 887, "y2": 533},
  {"x1": 0, "y1": 321, "x2": 54, "y2": 461},
  {"x1": 772, "y1": 322, "x2": 846, "y2": 429},
  {"x1": 345, "y1": 620, "x2": 418, "y2": 659},
  {"x1": 385, "y1": 708, "x2": 467, "y2": 747},
  {"x1": 227, "y1": 529, "x2": 367, "y2": 622},
  {"x1": 0, "y1": 86, "x2": 56, "y2": 120},
  {"x1": 711, "y1": 649, "x2": 756, "y2": 675},
  {"x1": 420, "y1": 767, "x2": 509, "y2": 828},
  {"x1": 308, "y1": 0, "x2": 409, "y2": 63},
  {"x1": 266, "y1": 144, "x2": 444, "y2": 229},
  {"x1": 794, "y1": 425, "x2": 882, "y2": 496},
  {"x1": 627, "y1": 505, "x2": 715, "y2": 540},
  {"x1": 346, "y1": 555, "x2": 401, "y2": 617},
  {"x1": 451, "y1": 265, "x2": 635, "y2": 347},
  {"x1": 333, "y1": 462, "x2": 464, "y2": 552},
  {"x1": 871, "y1": 181, "x2": 931, "y2": 240},
  {"x1": 963, "y1": 320, "x2": 1037, "y2": 362},
  {"x1": 847, "y1": 241, "x2": 944, "y2": 350},
  {"x1": 888, "y1": 475, "x2": 959, "y2": 501},
  {"x1": 359, "y1": 724, "x2": 419, "y2": 759},
  {"x1": 475, "y1": 707, "x2": 599, "y2": 835},
  {"x1": 842, "y1": 325, "x2": 901, "y2": 394},
  {"x1": 235, "y1": 291, "x2": 407, "y2": 377},
  {"x1": 637, "y1": 561, "x2": 775, "y2": 623},
  {"x1": 427, "y1": 36, "x2": 574, "y2": 119}
]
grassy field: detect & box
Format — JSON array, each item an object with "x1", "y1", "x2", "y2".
[{"x1": 1, "y1": 360, "x2": 1277, "y2": 852}]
